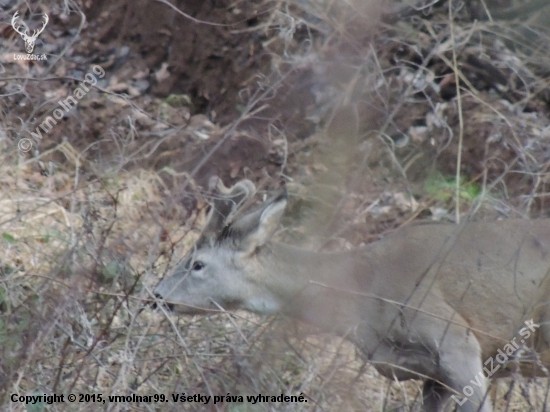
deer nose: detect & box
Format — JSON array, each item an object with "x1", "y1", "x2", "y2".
[{"x1": 152, "y1": 293, "x2": 174, "y2": 311}]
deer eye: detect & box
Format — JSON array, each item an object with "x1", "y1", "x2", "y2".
[{"x1": 192, "y1": 261, "x2": 205, "y2": 271}]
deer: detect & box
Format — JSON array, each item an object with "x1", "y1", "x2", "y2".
[
  {"x1": 154, "y1": 178, "x2": 550, "y2": 412},
  {"x1": 11, "y1": 11, "x2": 49, "y2": 54}
]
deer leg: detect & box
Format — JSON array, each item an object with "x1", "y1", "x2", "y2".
[
  {"x1": 539, "y1": 311, "x2": 550, "y2": 366},
  {"x1": 436, "y1": 337, "x2": 492, "y2": 412},
  {"x1": 422, "y1": 379, "x2": 452, "y2": 412}
]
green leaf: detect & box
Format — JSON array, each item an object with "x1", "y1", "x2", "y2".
[
  {"x1": 424, "y1": 172, "x2": 480, "y2": 201},
  {"x1": 2, "y1": 233, "x2": 16, "y2": 244}
]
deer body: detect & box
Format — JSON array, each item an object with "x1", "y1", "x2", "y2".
[{"x1": 154, "y1": 179, "x2": 550, "y2": 412}]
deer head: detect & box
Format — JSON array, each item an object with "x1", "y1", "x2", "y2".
[{"x1": 155, "y1": 178, "x2": 287, "y2": 313}]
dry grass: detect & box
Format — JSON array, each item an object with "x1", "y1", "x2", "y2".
[{"x1": 2, "y1": 0, "x2": 550, "y2": 411}]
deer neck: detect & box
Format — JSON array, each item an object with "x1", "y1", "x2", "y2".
[{"x1": 251, "y1": 242, "x2": 370, "y2": 335}]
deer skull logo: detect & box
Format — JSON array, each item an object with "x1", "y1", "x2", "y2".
[{"x1": 11, "y1": 11, "x2": 49, "y2": 54}]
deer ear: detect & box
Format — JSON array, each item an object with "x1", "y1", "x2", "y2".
[
  {"x1": 226, "y1": 189, "x2": 287, "y2": 255},
  {"x1": 197, "y1": 178, "x2": 256, "y2": 247}
]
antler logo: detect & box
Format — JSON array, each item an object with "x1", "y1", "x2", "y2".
[{"x1": 11, "y1": 11, "x2": 49, "y2": 54}]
